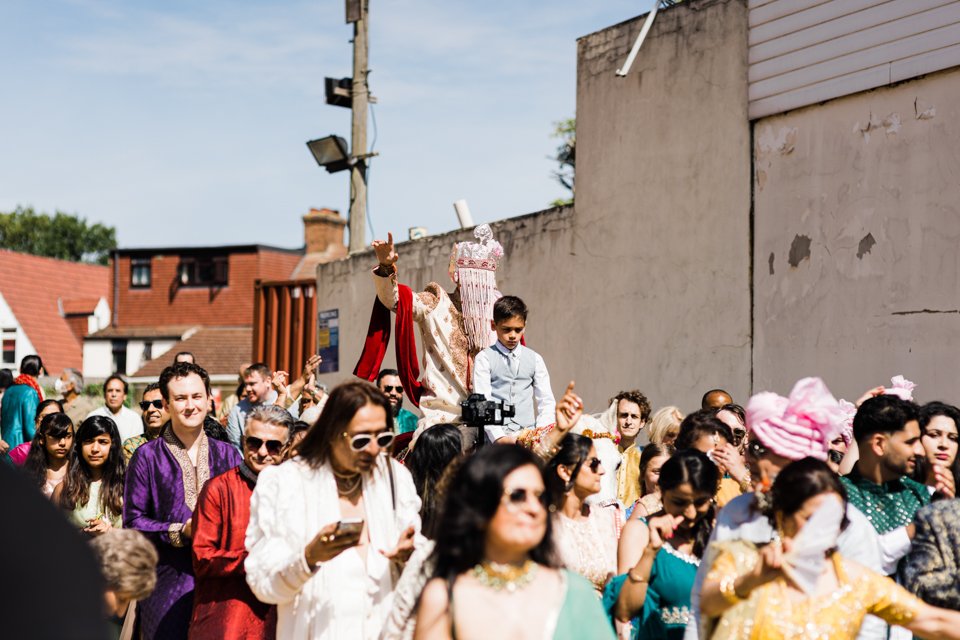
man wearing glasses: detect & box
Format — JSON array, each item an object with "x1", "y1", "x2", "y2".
[
  {"x1": 376, "y1": 369, "x2": 418, "y2": 435},
  {"x1": 189, "y1": 405, "x2": 293, "y2": 639},
  {"x1": 246, "y1": 380, "x2": 420, "y2": 639},
  {"x1": 122, "y1": 383, "x2": 169, "y2": 461}
]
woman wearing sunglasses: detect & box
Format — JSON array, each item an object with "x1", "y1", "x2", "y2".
[
  {"x1": 246, "y1": 381, "x2": 421, "y2": 640},
  {"x1": 415, "y1": 445, "x2": 615, "y2": 640},
  {"x1": 545, "y1": 434, "x2": 619, "y2": 594},
  {"x1": 608, "y1": 449, "x2": 718, "y2": 639}
]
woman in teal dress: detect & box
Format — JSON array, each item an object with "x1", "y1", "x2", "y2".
[
  {"x1": 414, "y1": 443, "x2": 615, "y2": 640},
  {"x1": 605, "y1": 449, "x2": 719, "y2": 639}
]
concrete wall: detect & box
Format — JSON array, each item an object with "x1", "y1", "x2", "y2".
[
  {"x1": 314, "y1": 0, "x2": 753, "y2": 414},
  {"x1": 753, "y1": 66, "x2": 960, "y2": 402},
  {"x1": 574, "y1": 0, "x2": 753, "y2": 409}
]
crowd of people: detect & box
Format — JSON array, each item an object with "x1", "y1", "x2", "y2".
[{"x1": 2, "y1": 229, "x2": 960, "y2": 640}]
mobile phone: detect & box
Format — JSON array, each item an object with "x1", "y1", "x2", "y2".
[{"x1": 335, "y1": 518, "x2": 364, "y2": 538}]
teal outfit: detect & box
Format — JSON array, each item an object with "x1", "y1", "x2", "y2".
[
  {"x1": 554, "y1": 570, "x2": 617, "y2": 640},
  {"x1": 841, "y1": 469, "x2": 929, "y2": 535},
  {"x1": 395, "y1": 407, "x2": 419, "y2": 435},
  {"x1": 1, "y1": 383, "x2": 40, "y2": 460},
  {"x1": 603, "y1": 543, "x2": 699, "y2": 640}
]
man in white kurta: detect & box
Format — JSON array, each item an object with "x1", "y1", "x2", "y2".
[{"x1": 245, "y1": 453, "x2": 421, "y2": 639}]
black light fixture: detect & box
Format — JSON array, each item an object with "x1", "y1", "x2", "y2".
[{"x1": 306, "y1": 136, "x2": 350, "y2": 174}]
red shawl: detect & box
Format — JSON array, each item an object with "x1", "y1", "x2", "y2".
[
  {"x1": 354, "y1": 284, "x2": 424, "y2": 407},
  {"x1": 13, "y1": 374, "x2": 43, "y2": 402}
]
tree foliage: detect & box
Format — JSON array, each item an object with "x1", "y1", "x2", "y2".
[
  {"x1": 550, "y1": 118, "x2": 575, "y2": 207},
  {"x1": 0, "y1": 206, "x2": 117, "y2": 265}
]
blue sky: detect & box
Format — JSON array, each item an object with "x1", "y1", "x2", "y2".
[{"x1": 0, "y1": 0, "x2": 653, "y2": 249}]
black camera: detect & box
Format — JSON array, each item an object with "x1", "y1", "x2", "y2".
[{"x1": 460, "y1": 393, "x2": 516, "y2": 427}]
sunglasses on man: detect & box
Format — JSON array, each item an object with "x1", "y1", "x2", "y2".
[
  {"x1": 139, "y1": 400, "x2": 163, "y2": 411},
  {"x1": 344, "y1": 431, "x2": 396, "y2": 452},
  {"x1": 382, "y1": 385, "x2": 403, "y2": 393},
  {"x1": 244, "y1": 436, "x2": 285, "y2": 457}
]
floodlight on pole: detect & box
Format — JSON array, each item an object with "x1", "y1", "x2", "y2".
[{"x1": 306, "y1": 136, "x2": 350, "y2": 174}]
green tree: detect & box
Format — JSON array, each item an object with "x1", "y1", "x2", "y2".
[
  {"x1": 550, "y1": 118, "x2": 575, "y2": 207},
  {"x1": 0, "y1": 206, "x2": 117, "y2": 265}
]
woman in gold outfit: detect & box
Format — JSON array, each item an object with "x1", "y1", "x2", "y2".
[{"x1": 700, "y1": 457, "x2": 960, "y2": 640}]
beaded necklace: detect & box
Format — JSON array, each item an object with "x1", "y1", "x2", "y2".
[{"x1": 472, "y1": 560, "x2": 538, "y2": 593}]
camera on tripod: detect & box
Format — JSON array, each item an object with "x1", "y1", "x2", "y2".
[{"x1": 460, "y1": 393, "x2": 516, "y2": 427}]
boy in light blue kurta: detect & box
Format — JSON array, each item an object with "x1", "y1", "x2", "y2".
[{"x1": 472, "y1": 295, "x2": 555, "y2": 444}]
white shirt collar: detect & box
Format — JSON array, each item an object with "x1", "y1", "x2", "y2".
[{"x1": 492, "y1": 341, "x2": 522, "y2": 357}]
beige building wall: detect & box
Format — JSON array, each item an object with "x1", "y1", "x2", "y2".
[
  {"x1": 753, "y1": 66, "x2": 960, "y2": 402},
  {"x1": 315, "y1": 0, "x2": 753, "y2": 414}
]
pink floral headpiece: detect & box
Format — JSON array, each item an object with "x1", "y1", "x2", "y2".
[
  {"x1": 746, "y1": 378, "x2": 845, "y2": 462},
  {"x1": 884, "y1": 375, "x2": 916, "y2": 401}
]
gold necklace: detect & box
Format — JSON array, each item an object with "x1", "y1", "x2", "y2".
[{"x1": 472, "y1": 560, "x2": 537, "y2": 593}]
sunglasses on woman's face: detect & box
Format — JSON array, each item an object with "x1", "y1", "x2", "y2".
[
  {"x1": 244, "y1": 436, "x2": 285, "y2": 456},
  {"x1": 585, "y1": 457, "x2": 603, "y2": 473},
  {"x1": 344, "y1": 431, "x2": 395, "y2": 452},
  {"x1": 502, "y1": 486, "x2": 548, "y2": 509}
]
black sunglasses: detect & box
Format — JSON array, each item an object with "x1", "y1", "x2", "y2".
[
  {"x1": 746, "y1": 440, "x2": 767, "y2": 458},
  {"x1": 828, "y1": 449, "x2": 844, "y2": 465},
  {"x1": 244, "y1": 436, "x2": 285, "y2": 456},
  {"x1": 503, "y1": 487, "x2": 549, "y2": 508},
  {"x1": 382, "y1": 385, "x2": 403, "y2": 393},
  {"x1": 586, "y1": 457, "x2": 602, "y2": 472},
  {"x1": 732, "y1": 429, "x2": 747, "y2": 446},
  {"x1": 139, "y1": 400, "x2": 163, "y2": 411},
  {"x1": 345, "y1": 431, "x2": 395, "y2": 452}
]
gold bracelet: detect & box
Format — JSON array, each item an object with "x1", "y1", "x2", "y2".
[
  {"x1": 627, "y1": 567, "x2": 648, "y2": 584},
  {"x1": 719, "y1": 575, "x2": 742, "y2": 605}
]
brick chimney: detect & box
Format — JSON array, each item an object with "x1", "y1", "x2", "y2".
[{"x1": 303, "y1": 208, "x2": 347, "y2": 254}]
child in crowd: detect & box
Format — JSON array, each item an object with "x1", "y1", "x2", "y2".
[{"x1": 473, "y1": 295, "x2": 556, "y2": 444}]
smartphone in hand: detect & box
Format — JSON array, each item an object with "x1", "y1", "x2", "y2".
[{"x1": 335, "y1": 518, "x2": 364, "y2": 539}]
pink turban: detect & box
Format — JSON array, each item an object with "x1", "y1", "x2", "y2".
[
  {"x1": 884, "y1": 375, "x2": 916, "y2": 401},
  {"x1": 746, "y1": 377, "x2": 845, "y2": 462}
]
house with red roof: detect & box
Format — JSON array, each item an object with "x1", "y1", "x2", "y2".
[
  {"x1": 0, "y1": 249, "x2": 110, "y2": 374},
  {"x1": 80, "y1": 208, "x2": 348, "y2": 385}
]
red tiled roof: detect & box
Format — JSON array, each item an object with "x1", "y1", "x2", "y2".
[
  {"x1": 61, "y1": 297, "x2": 101, "y2": 315},
  {"x1": 132, "y1": 326, "x2": 253, "y2": 378},
  {"x1": 0, "y1": 249, "x2": 110, "y2": 372}
]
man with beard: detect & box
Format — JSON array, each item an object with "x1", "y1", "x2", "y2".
[
  {"x1": 377, "y1": 369, "x2": 418, "y2": 435},
  {"x1": 842, "y1": 395, "x2": 930, "y2": 575},
  {"x1": 356, "y1": 225, "x2": 504, "y2": 450},
  {"x1": 123, "y1": 383, "x2": 169, "y2": 461}
]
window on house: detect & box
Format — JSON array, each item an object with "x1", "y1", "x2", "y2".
[
  {"x1": 131, "y1": 258, "x2": 152, "y2": 288},
  {"x1": 177, "y1": 256, "x2": 229, "y2": 286},
  {"x1": 1, "y1": 329, "x2": 15, "y2": 365},
  {"x1": 112, "y1": 340, "x2": 127, "y2": 375}
]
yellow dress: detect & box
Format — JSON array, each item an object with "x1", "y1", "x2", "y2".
[{"x1": 703, "y1": 540, "x2": 922, "y2": 640}]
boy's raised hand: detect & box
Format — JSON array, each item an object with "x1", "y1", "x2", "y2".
[{"x1": 372, "y1": 232, "x2": 398, "y2": 269}]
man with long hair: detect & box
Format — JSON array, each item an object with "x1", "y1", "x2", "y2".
[{"x1": 245, "y1": 381, "x2": 420, "y2": 639}]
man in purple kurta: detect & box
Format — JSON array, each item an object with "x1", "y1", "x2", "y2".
[{"x1": 124, "y1": 363, "x2": 242, "y2": 639}]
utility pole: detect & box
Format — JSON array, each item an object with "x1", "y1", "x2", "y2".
[{"x1": 348, "y1": 0, "x2": 369, "y2": 254}]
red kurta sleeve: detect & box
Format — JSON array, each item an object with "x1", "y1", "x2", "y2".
[{"x1": 192, "y1": 472, "x2": 247, "y2": 578}]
